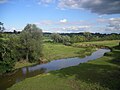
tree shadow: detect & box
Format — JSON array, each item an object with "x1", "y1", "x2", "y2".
[{"x1": 51, "y1": 63, "x2": 120, "y2": 90}]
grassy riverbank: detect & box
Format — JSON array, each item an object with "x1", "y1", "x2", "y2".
[
  {"x1": 9, "y1": 40, "x2": 120, "y2": 90},
  {"x1": 15, "y1": 43, "x2": 95, "y2": 69},
  {"x1": 14, "y1": 40, "x2": 119, "y2": 69},
  {"x1": 43, "y1": 43, "x2": 95, "y2": 61}
]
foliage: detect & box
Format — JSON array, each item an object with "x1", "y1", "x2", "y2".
[
  {"x1": 8, "y1": 43, "x2": 120, "y2": 90},
  {"x1": 51, "y1": 33, "x2": 62, "y2": 43},
  {"x1": 0, "y1": 24, "x2": 43, "y2": 73},
  {"x1": 19, "y1": 24, "x2": 43, "y2": 62},
  {"x1": 71, "y1": 35, "x2": 86, "y2": 43},
  {"x1": 0, "y1": 34, "x2": 18, "y2": 73},
  {"x1": 49, "y1": 32, "x2": 120, "y2": 44}
]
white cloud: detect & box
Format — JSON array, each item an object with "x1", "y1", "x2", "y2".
[
  {"x1": 49, "y1": 25, "x2": 91, "y2": 33},
  {"x1": 97, "y1": 17, "x2": 120, "y2": 33},
  {"x1": 34, "y1": 19, "x2": 93, "y2": 26},
  {"x1": 60, "y1": 19, "x2": 67, "y2": 23},
  {"x1": 34, "y1": 18, "x2": 120, "y2": 33},
  {"x1": 38, "y1": 0, "x2": 54, "y2": 5},
  {"x1": 35, "y1": 20, "x2": 54, "y2": 25}
]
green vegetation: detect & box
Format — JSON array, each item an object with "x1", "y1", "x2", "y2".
[
  {"x1": 15, "y1": 61, "x2": 36, "y2": 69},
  {"x1": 50, "y1": 33, "x2": 120, "y2": 44},
  {"x1": 0, "y1": 24, "x2": 43, "y2": 73},
  {"x1": 43, "y1": 43, "x2": 95, "y2": 61},
  {"x1": 80, "y1": 40, "x2": 120, "y2": 47},
  {"x1": 0, "y1": 33, "x2": 18, "y2": 73},
  {"x1": 8, "y1": 41, "x2": 120, "y2": 90},
  {"x1": 19, "y1": 24, "x2": 43, "y2": 62},
  {"x1": 1, "y1": 22, "x2": 120, "y2": 89}
]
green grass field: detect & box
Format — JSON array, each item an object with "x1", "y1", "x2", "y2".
[
  {"x1": 79, "y1": 40, "x2": 120, "y2": 47},
  {"x1": 43, "y1": 43, "x2": 95, "y2": 61},
  {"x1": 10, "y1": 40, "x2": 120, "y2": 90}
]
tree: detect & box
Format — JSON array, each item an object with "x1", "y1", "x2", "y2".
[
  {"x1": 62, "y1": 35, "x2": 70, "y2": 44},
  {"x1": 70, "y1": 35, "x2": 85, "y2": 43},
  {"x1": 51, "y1": 33, "x2": 62, "y2": 43},
  {"x1": 83, "y1": 32, "x2": 92, "y2": 41},
  {"x1": 19, "y1": 24, "x2": 43, "y2": 62},
  {"x1": 0, "y1": 22, "x2": 5, "y2": 32},
  {"x1": 0, "y1": 34, "x2": 18, "y2": 73}
]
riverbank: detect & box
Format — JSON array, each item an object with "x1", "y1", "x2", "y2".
[
  {"x1": 15, "y1": 43, "x2": 96, "y2": 69},
  {"x1": 8, "y1": 40, "x2": 120, "y2": 90},
  {"x1": 15, "y1": 40, "x2": 120, "y2": 69}
]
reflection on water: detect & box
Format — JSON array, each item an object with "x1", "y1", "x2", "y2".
[{"x1": 0, "y1": 49, "x2": 110, "y2": 90}]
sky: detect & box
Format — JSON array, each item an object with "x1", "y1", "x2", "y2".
[{"x1": 0, "y1": 0, "x2": 120, "y2": 33}]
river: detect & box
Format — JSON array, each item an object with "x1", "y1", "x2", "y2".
[{"x1": 0, "y1": 49, "x2": 110, "y2": 90}]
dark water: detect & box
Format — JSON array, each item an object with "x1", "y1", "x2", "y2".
[{"x1": 0, "y1": 49, "x2": 110, "y2": 90}]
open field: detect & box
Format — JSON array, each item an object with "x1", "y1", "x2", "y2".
[
  {"x1": 78, "y1": 40, "x2": 120, "y2": 47},
  {"x1": 43, "y1": 43, "x2": 95, "y2": 61},
  {"x1": 9, "y1": 40, "x2": 120, "y2": 90}
]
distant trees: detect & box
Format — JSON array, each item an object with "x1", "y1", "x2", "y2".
[
  {"x1": 50, "y1": 32, "x2": 120, "y2": 45},
  {"x1": 51, "y1": 33, "x2": 87, "y2": 44},
  {"x1": 51, "y1": 33, "x2": 62, "y2": 43},
  {"x1": 71, "y1": 35, "x2": 86, "y2": 43},
  {"x1": 51, "y1": 33, "x2": 71, "y2": 45},
  {"x1": 83, "y1": 32, "x2": 92, "y2": 41}
]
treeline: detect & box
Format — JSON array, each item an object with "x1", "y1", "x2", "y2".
[
  {"x1": 0, "y1": 24, "x2": 43, "y2": 73},
  {"x1": 48, "y1": 32, "x2": 120, "y2": 45}
]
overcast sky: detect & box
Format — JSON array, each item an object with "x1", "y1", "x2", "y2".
[{"x1": 0, "y1": 0, "x2": 120, "y2": 33}]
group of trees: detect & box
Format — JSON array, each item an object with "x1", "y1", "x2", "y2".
[
  {"x1": 0, "y1": 24, "x2": 43, "y2": 73},
  {"x1": 50, "y1": 32, "x2": 120, "y2": 45},
  {"x1": 51, "y1": 33, "x2": 70, "y2": 44},
  {"x1": 50, "y1": 33, "x2": 90, "y2": 45}
]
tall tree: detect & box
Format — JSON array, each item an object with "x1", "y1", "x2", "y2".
[{"x1": 19, "y1": 24, "x2": 43, "y2": 62}]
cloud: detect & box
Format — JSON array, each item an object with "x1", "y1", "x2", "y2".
[
  {"x1": 35, "y1": 19, "x2": 93, "y2": 26},
  {"x1": 38, "y1": 0, "x2": 54, "y2": 5},
  {"x1": 97, "y1": 17, "x2": 120, "y2": 33},
  {"x1": 35, "y1": 20, "x2": 54, "y2": 25},
  {"x1": 0, "y1": 0, "x2": 7, "y2": 4},
  {"x1": 60, "y1": 19, "x2": 67, "y2": 23},
  {"x1": 34, "y1": 18, "x2": 120, "y2": 33},
  {"x1": 34, "y1": 20, "x2": 93, "y2": 33},
  {"x1": 65, "y1": 25, "x2": 92, "y2": 33},
  {"x1": 106, "y1": 18, "x2": 120, "y2": 33},
  {"x1": 47, "y1": 25, "x2": 92, "y2": 33},
  {"x1": 58, "y1": 0, "x2": 120, "y2": 14}
]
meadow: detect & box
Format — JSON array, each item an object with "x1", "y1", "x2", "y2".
[{"x1": 8, "y1": 40, "x2": 120, "y2": 90}]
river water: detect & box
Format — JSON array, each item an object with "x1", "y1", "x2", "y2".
[{"x1": 0, "y1": 49, "x2": 110, "y2": 90}]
